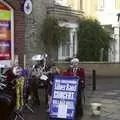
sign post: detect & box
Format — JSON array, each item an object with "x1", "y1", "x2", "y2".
[{"x1": 49, "y1": 76, "x2": 79, "y2": 120}]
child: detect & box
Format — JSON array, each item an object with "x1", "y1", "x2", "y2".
[{"x1": 47, "y1": 63, "x2": 60, "y2": 112}]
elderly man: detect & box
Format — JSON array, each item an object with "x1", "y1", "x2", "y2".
[{"x1": 63, "y1": 58, "x2": 85, "y2": 119}]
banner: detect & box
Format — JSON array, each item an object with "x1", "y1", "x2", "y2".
[
  {"x1": 49, "y1": 76, "x2": 79, "y2": 120},
  {"x1": 0, "y1": 2, "x2": 11, "y2": 60}
]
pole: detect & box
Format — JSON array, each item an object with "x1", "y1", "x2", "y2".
[
  {"x1": 100, "y1": 48, "x2": 104, "y2": 61},
  {"x1": 92, "y1": 69, "x2": 96, "y2": 91},
  {"x1": 24, "y1": 54, "x2": 26, "y2": 69}
]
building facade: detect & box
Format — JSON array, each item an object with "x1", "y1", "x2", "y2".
[
  {"x1": 24, "y1": 0, "x2": 48, "y2": 62},
  {"x1": 25, "y1": 0, "x2": 84, "y2": 62},
  {"x1": 82, "y1": 0, "x2": 120, "y2": 62},
  {"x1": 47, "y1": 0, "x2": 84, "y2": 60}
]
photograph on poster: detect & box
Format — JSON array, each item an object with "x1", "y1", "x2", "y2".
[{"x1": 0, "y1": 21, "x2": 11, "y2": 40}]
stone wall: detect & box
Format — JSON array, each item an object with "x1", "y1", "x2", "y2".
[
  {"x1": 78, "y1": 63, "x2": 120, "y2": 77},
  {"x1": 58, "y1": 62, "x2": 120, "y2": 77},
  {"x1": 24, "y1": 0, "x2": 53, "y2": 63}
]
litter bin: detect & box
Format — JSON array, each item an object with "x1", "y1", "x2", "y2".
[{"x1": 90, "y1": 103, "x2": 102, "y2": 116}]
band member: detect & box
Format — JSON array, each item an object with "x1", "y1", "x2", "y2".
[
  {"x1": 31, "y1": 59, "x2": 43, "y2": 105},
  {"x1": 13, "y1": 65, "x2": 25, "y2": 110},
  {"x1": 65, "y1": 58, "x2": 85, "y2": 89},
  {"x1": 63, "y1": 58, "x2": 85, "y2": 118},
  {"x1": 31, "y1": 54, "x2": 50, "y2": 105}
]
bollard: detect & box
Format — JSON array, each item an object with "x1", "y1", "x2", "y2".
[{"x1": 92, "y1": 69, "x2": 96, "y2": 91}]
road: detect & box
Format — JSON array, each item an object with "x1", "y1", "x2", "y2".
[{"x1": 22, "y1": 77, "x2": 120, "y2": 120}]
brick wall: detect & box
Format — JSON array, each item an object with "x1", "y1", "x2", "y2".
[{"x1": 5, "y1": 0, "x2": 25, "y2": 66}]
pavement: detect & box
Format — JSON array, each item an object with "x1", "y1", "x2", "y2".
[
  {"x1": 82, "y1": 90, "x2": 120, "y2": 120},
  {"x1": 22, "y1": 77, "x2": 120, "y2": 120},
  {"x1": 81, "y1": 77, "x2": 120, "y2": 120}
]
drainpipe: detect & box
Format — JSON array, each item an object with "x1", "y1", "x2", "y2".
[{"x1": 117, "y1": 13, "x2": 120, "y2": 62}]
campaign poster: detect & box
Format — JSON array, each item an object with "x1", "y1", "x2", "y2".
[
  {"x1": 0, "y1": 2, "x2": 12, "y2": 60},
  {"x1": 49, "y1": 76, "x2": 79, "y2": 120}
]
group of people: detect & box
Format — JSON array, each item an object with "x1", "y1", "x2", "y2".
[
  {"x1": 0, "y1": 62, "x2": 29, "y2": 120},
  {"x1": 0, "y1": 54, "x2": 86, "y2": 119},
  {"x1": 30, "y1": 55, "x2": 85, "y2": 119}
]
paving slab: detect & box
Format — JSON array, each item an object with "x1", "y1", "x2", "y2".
[{"x1": 81, "y1": 89, "x2": 120, "y2": 120}]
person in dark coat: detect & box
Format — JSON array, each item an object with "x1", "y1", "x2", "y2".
[
  {"x1": 63, "y1": 58, "x2": 85, "y2": 119},
  {"x1": 31, "y1": 54, "x2": 50, "y2": 105}
]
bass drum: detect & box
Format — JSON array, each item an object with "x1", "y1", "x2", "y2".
[{"x1": 0, "y1": 93, "x2": 15, "y2": 120}]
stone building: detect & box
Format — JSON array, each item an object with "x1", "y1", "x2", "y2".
[
  {"x1": 25, "y1": 0, "x2": 84, "y2": 62},
  {"x1": 24, "y1": 0, "x2": 48, "y2": 61}
]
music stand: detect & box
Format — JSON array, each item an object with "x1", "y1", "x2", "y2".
[
  {"x1": 14, "y1": 98, "x2": 34, "y2": 120},
  {"x1": 23, "y1": 99, "x2": 34, "y2": 113},
  {"x1": 14, "y1": 108, "x2": 24, "y2": 120}
]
